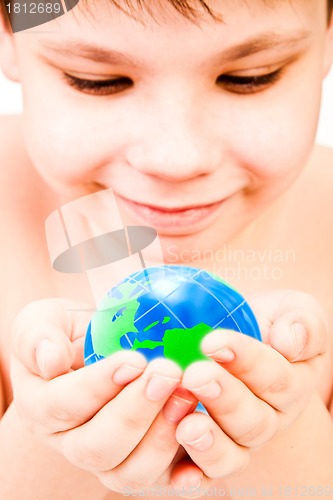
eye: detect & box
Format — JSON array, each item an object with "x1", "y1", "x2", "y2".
[
  {"x1": 216, "y1": 68, "x2": 283, "y2": 94},
  {"x1": 62, "y1": 74, "x2": 133, "y2": 96}
]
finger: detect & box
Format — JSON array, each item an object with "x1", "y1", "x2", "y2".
[
  {"x1": 200, "y1": 330, "x2": 313, "y2": 413},
  {"x1": 55, "y1": 358, "x2": 183, "y2": 472},
  {"x1": 182, "y1": 361, "x2": 278, "y2": 448},
  {"x1": 12, "y1": 299, "x2": 92, "y2": 379},
  {"x1": 169, "y1": 459, "x2": 205, "y2": 498},
  {"x1": 11, "y1": 350, "x2": 147, "y2": 434},
  {"x1": 98, "y1": 390, "x2": 198, "y2": 492},
  {"x1": 247, "y1": 290, "x2": 328, "y2": 361},
  {"x1": 170, "y1": 459, "x2": 234, "y2": 499},
  {"x1": 175, "y1": 412, "x2": 249, "y2": 480}
]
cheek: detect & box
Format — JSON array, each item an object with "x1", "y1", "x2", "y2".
[
  {"x1": 19, "y1": 68, "x2": 129, "y2": 192},
  {"x1": 21, "y1": 101, "x2": 113, "y2": 192},
  {"x1": 230, "y1": 86, "x2": 322, "y2": 194}
]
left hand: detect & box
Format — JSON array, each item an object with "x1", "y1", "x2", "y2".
[{"x1": 167, "y1": 289, "x2": 328, "y2": 495}]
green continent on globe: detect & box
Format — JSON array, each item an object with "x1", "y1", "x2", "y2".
[
  {"x1": 130, "y1": 322, "x2": 211, "y2": 370},
  {"x1": 90, "y1": 274, "x2": 217, "y2": 370},
  {"x1": 85, "y1": 265, "x2": 262, "y2": 370},
  {"x1": 162, "y1": 323, "x2": 211, "y2": 369},
  {"x1": 91, "y1": 280, "x2": 143, "y2": 357}
]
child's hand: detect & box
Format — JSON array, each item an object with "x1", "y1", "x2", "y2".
[
  {"x1": 170, "y1": 290, "x2": 329, "y2": 494},
  {"x1": 10, "y1": 299, "x2": 197, "y2": 493},
  {"x1": 10, "y1": 290, "x2": 329, "y2": 497}
]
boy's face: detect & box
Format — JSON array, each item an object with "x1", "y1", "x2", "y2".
[{"x1": 1, "y1": 0, "x2": 333, "y2": 259}]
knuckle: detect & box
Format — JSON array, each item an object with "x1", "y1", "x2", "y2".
[
  {"x1": 62, "y1": 436, "x2": 111, "y2": 472},
  {"x1": 99, "y1": 471, "x2": 150, "y2": 493},
  {"x1": 281, "y1": 373, "x2": 314, "y2": 415},
  {"x1": 121, "y1": 410, "x2": 152, "y2": 430},
  {"x1": 41, "y1": 394, "x2": 82, "y2": 431},
  {"x1": 227, "y1": 448, "x2": 251, "y2": 476},
  {"x1": 264, "y1": 371, "x2": 291, "y2": 395},
  {"x1": 48, "y1": 406, "x2": 80, "y2": 430},
  {"x1": 217, "y1": 396, "x2": 241, "y2": 416},
  {"x1": 83, "y1": 448, "x2": 109, "y2": 472},
  {"x1": 233, "y1": 359, "x2": 255, "y2": 379},
  {"x1": 205, "y1": 447, "x2": 250, "y2": 479},
  {"x1": 116, "y1": 474, "x2": 149, "y2": 492},
  {"x1": 234, "y1": 411, "x2": 278, "y2": 447},
  {"x1": 278, "y1": 368, "x2": 314, "y2": 412},
  {"x1": 13, "y1": 381, "x2": 83, "y2": 436},
  {"x1": 150, "y1": 426, "x2": 176, "y2": 454},
  {"x1": 221, "y1": 447, "x2": 250, "y2": 478}
]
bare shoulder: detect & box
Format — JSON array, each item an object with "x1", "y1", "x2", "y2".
[
  {"x1": 292, "y1": 144, "x2": 333, "y2": 283},
  {"x1": 303, "y1": 145, "x2": 333, "y2": 238},
  {"x1": 0, "y1": 114, "x2": 25, "y2": 171},
  {"x1": 0, "y1": 368, "x2": 4, "y2": 418},
  {"x1": 289, "y1": 145, "x2": 333, "y2": 228},
  {"x1": 0, "y1": 114, "x2": 58, "y2": 242},
  {"x1": 302, "y1": 144, "x2": 333, "y2": 194},
  {"x1": 0, "y1": 115, "x2": 44, "y2": 207}
]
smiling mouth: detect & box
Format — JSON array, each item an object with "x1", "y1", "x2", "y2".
[{"x1": 117, "y1": 196, "x2": 225, "y2": 232}]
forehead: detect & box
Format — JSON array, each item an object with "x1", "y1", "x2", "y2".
[
  {"x1": 61, "y1": 0, "x2": 323, "y2": 42},
  {"x1": 77, "y1": 0, "x2": 291, "y2": 21},
  {"x1": 24, "y1": 0, "x2": 325, "y2": 68},
  {"x1": 82, "y1": 0, "x2": 217, "y2": 20},
  {"x1": 51, "y1": 0, "x2": 322, "y2": 41}
]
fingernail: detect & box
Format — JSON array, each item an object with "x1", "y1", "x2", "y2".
[
  {"x1": 184, "y1": 430, "x2": 214, "y2": 451},
  {"x1": 291, "y1": 322, "x2": 307, "y2": 359},
  {"x1": 188, "y1": 380, "x2": 221, "y2": 400},
  {"x1": 163, "y1": 394, "x2": 197, "y2": 423},
  {"x1": 146, "y1": 374, "x2": 180, "y2": 402},
  {"x1": 182, "y1": 477, "x2": 203, "y2": 494},
  {"x1": 35, "y1": 339, "x2": 53, "y2": 378},
  {"x1": 172, "y1": 473, "x2": 203, "y2": 496},
  {"x1": 206, "y1": 346, "x2": 235, "y2": 362},
  {"x1": 113, "y1": 364, "x2": 144, "y2": 385}
]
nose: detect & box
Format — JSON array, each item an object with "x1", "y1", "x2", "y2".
[{"x1": 126, "y1": 88, "x2": 219, "y2": 182}]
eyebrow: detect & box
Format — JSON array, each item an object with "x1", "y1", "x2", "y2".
[
  {"x1": 40, "y1": 40, "x2": 143, "y2": 67},
  {"x1": 217, "y1": 29, "x2": 311, "y2": 62},
  {"x1": 40, "y1": 29, "x2": 311, "y2": 66}
]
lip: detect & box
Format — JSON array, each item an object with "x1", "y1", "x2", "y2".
[{"x1": 117, "y1": 195, "x2": 225, "y2": 234}]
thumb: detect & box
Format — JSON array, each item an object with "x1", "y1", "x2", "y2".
[
  {"x1": 247, "y1": 289, "x2": 328, "y2": 362},
  {"x1": 12, "y1": 299, "x2": 92, "y2": 380},
  {"x1": 269, "y1": 309, "x2": 327, "y2": 362}
]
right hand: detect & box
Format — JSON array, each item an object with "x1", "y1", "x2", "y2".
[{"x1": 10, "y1": 299, "x2": 200, "y2": 494}]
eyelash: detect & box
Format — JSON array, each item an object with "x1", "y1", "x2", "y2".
[
  {"x1": 216, "y1": 68, "x2": 283, "y2": 94},
  {"x1": 62, "y1": 68, "x2": 283, "y2": 96},
  {"x1": 63, "y1": 73, "x2": 133, "y2": 95}
]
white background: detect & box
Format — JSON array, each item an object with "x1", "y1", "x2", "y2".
[{"x1": 0, "y1": 67, "x2": 333, "y2": 147}]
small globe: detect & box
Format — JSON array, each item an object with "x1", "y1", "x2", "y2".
[{"x1": 84, "y1": 265, "x2": 261, "y2": 370}]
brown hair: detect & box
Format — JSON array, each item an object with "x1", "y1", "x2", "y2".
[{"x1": 1, "y1": 0, "x2": 333, "y2": 31}]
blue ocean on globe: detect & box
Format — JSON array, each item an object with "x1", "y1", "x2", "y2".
[{"x1": 84, "y1": 265, "x2": 261, "y2": 370}]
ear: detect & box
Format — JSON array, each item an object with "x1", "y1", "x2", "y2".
[
  {"x1": 0, "y1": 16, "x2": 20, "y2": 82},
  {"x1": 323, "y1": 12, "x2": 333, "y2": 77}
]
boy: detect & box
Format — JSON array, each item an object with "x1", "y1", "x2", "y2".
[{"x1": 0, "y1": 0, "x2": 333, "y2": 498}]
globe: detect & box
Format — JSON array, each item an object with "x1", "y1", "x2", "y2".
[{"x1": 84, "y1": 265, "x2": 261, "y2": 369}]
